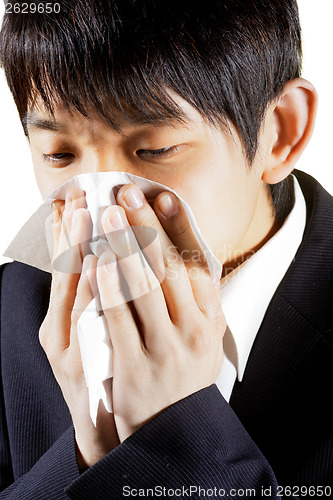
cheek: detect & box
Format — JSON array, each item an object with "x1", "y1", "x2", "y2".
[
  {"x1": 172, "y1": 157, "x2": 260, "y2": 263},
  {"x1": 31, "y1": 148, "x2": 71, "y2": 199},
  {"x1": 31, "y1": 148, "x2": 49, "y2": 198},
  {"x1": 195, "y1": 180, "x2": 259, "y2": 263}
]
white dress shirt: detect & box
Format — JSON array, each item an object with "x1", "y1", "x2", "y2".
[{"x1": 215, "y1": 175, "x2": 307, "y2": 401}]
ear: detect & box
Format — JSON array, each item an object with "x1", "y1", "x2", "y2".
[{"x1": 261, "y1": 78, "x2": 318, "y2": 184}]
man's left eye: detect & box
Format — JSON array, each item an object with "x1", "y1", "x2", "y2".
[{"x1": 136, "y1": 145, "x2": 180, "y2": 160}]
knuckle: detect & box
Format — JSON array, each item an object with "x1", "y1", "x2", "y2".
[
  {"x1": 136, "y1": 210, "x2": 157, "y2": 229},
  {"x1": 51, "y1": 280, "x2": 67, "y2": 304},
  {"x1": 38, "y1": 323, "x2": 58, "y2": 363},
  {"x1": 163, "y1": 252, "x2": 178, "y2": 270},
  {"x1": 38, "y1": 321, "x2": 49, "y2": 350},
  {"x1": 213, "y1": 309, "x2": 226, "y2": 329},
  {"x1": 199, "y1": 300, "x2": 218, "y2": 317},
  {"x1": 189, "y1": 330, "x2": 210, "y2": 352},
  {"x1": 100, "y1": 287, "x2": 124, "y2": 310},
  {"x1": 196, "y1": 258, "x2": 210, "y2": 272},
  {"x1": 171, "y1": 301, "x2": 195, "y2": 327},
  {"x1": 163, "y1": 251, "x2": 184, "y2": 279},
  {"x1": 50, "y1": 276, "x2": 77, "y2": 309},
  {"x1": 133, "y1": 272, "x2": 159, "y2": 298},
  {"x1": 187, "y1": 315, "x2": 223, "y2": 353},
  {"x1": 132, "y1": 279, "x2": 150, "y2": 298},
  {"x1": 107, "y1": 277, "x2": 123, "y2": 296},
  {"x1": 200, "y1": 299, "x2": 225, "y2": 324},
  {"x1": 206, "y1": 302, "x2": 226, "y2": 331},
  {"x1": 187, "y1": 256, "x2": 209, "y2": 273},
  {"x1": 108, "y1": 304, "x2": 132, "y2": 323},
  {"x1": 170, "y1": 222, "x2": 187, "y2": 238}
]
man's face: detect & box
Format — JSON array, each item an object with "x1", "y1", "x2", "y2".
[{"x1": 27, "y1": 94, "x2": 274, "y2": 267}]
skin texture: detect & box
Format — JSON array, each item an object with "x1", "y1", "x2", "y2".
[{"x1": 32, "y1": 81, "x2": 317, "y2": 468}]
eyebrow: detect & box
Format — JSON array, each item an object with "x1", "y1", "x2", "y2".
[
  {"x1": 21, "y1": 111, "x2": 192, "y2": 136},
  {"x1": 21, "y1": 113, "x2": 67, "y2": 133}
]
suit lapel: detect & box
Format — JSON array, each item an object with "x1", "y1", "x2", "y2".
[{"x1": 229, "y1": 169, "x2": 333, "y2": 483}]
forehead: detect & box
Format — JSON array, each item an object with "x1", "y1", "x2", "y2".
[{"x1": 23, "y1": 92, "x2": 202, "y2": 137}]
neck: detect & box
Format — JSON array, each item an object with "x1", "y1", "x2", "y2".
[{"x1": 222, "y1": 183, "x2": 281, "y2": 281}]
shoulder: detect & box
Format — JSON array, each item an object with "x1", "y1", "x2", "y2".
[
  {"x1": 294, "y1": 169, "x2": 333, "y2": 219},
  {"x1": 1, "y1": 261, "x2": 51, "y2": 323},
  {"x1": 279, "y1": 170, "x2": 333, "y2": 337},
  {"x1": 1, "y1": 260, "x2": 51, "y2": 290}
]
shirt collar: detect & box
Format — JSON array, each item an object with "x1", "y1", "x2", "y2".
[{"x1": 220, "y1": 175, "x2": 307, "y2": 382}]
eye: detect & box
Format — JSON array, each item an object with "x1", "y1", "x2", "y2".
[
  {"x1": 136, "y1": 145, "x2": 180, "y2": 160},
  {"x1": 43, "y1": 153, "x2": 75, "y2": 165}
]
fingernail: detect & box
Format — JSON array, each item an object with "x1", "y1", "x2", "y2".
[
  {"x1": 108, "y1": 208, "x2": 128, "y2": 230},
  {"x1": 158, "y1": 193, "x2": 179, "y2": 217},
  {"x1": 123, "y1": 185, "x2": 144, "y2": 209},
  {"x1": 52, "y1": 202, "x2": 61, "y2": 224}
]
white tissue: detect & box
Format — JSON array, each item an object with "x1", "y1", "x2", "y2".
[{"x1": 4, "y1": 172, "x2": 222, "y2": 425}]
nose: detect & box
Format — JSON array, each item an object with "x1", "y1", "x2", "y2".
[{"x1": 79, "y1": 149, "x2": 136, "y2": 175}]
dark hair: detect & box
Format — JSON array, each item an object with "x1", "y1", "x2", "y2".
[{"x1": 0, "y1": 0, "x2": 301, "y2": 222}]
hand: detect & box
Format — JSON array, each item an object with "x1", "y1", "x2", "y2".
[
  {"x1": 39, "y1": 187, "x2": 120, "y2": 470},
  {"x1": 94, "y1": 184, "x2": 226, "y2": 443}
]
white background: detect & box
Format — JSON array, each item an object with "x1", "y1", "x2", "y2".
[{"x1": 1, "y1": 1, "x2": 333, "y2": 265}]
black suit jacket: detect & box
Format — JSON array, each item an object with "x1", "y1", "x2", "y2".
[{"x1": 0, "y1": 170, "x2": 332, "y2": 499}]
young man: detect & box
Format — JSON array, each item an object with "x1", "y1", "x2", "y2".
[{"x1": 0, "y1": 0, "x2": 332, "y2": 498}]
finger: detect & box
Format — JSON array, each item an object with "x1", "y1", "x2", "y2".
[
  {"x1": 154, "y1": 191, "x2": 210, "y2": 273},
  {"x1": 155, "y1": 192, "x2": 225, "y2": 320},
  {"x1": 48, "y1": 210, "x2": 87, "y2": 353},
  {"x1": 187, "y1": 265, "x2": 224, "y2": 323},
  {"x1": 101, "y1": 204, "x2": 161, "y2": 301},
  {"x1": 102, "y1": 206, "x2": 173, "y2": 348},
  {"x1": 116, "y1": 185, "x2": 201, "y2": 324},
  {"x1": 116, "y1": 185, "x2": 166, "y2": 282},
  {"x1": 51, "y1": 200, "x2": 65, "y2": 262},
  {"x1": 127, "y1": 187, "x2": 221, "y2": 320},
  {"x1": 71, "y1": 208, "x2": 93, "y2": 264},
  {"x1": 40, "y1": 200, "x2": 65, "y2": 354},
  {"x1": 96, "y1": 250, "x2": 142, "y2": 358},
  {"x1": 54, "y1": 187, "x2": 86, "y2": 261},
  {"x1": 54, "y1": 206, "x2": 92, "y2": 275},
  {"x1": 62, "y1": 187, "x2": 87, "y2": 235},
  {"x1": 70, "y1": 254, "x2": 98, "y2": 352}
]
